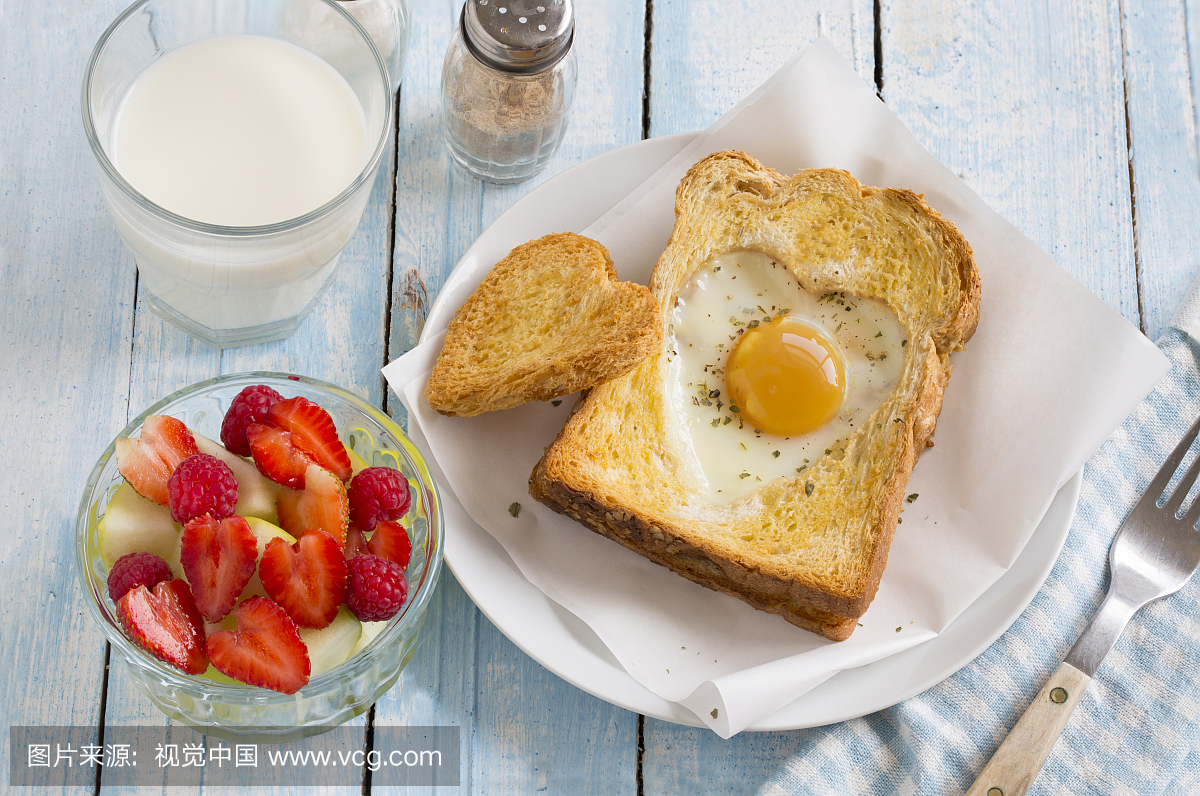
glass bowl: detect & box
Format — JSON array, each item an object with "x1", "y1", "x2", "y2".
[{"x1": 75, "y1": 372, "x2": 443, "y2": 742}]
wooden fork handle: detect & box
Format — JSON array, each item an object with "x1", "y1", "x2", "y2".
[{"x1": 965, "y1": 662, "x2": 1091, "y2": 796}]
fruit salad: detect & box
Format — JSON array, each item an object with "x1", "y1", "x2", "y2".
[{"x1": 99, "y1": 385, "x2": 416, "y2": 694}]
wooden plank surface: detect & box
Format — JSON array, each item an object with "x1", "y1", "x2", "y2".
[
  {"x1": 1122, "y1": 0, "x2": 1200, "y2": 339},
  {"x1": 374, "y1": 1, "x2": 644, "y2": 794},
  {"x1": 0, "y1": 0, "x2": 140, "y2": 791},
  {"x1": 647, "y1": 0, "x2": 873, "y2": 138}
]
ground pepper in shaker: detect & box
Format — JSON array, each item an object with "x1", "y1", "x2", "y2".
[{"x1": 441, "y1": 0, "x2": 576, "y2": 184}]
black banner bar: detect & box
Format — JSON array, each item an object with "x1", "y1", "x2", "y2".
[{"x1": 9, "y1": 725, "x2": 460, "y2": 787}]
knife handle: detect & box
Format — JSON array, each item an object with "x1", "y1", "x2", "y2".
[{"x1": 965, "y1": 662, "x2": 1090, "y2": 796}]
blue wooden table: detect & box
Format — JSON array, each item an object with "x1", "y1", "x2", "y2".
[{"x1": 4, "y1": 0, "x2": 1200, "y2": 793}]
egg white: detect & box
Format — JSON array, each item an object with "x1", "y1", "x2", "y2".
[{"x1": 666, "y1": 250, "x2": 907, "y2": 504}]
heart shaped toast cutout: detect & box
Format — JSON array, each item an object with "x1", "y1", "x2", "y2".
[{"x1": 425, "y1": 232, "x2": 663, "y2": 417}]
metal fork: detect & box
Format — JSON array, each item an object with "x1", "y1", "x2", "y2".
[{"x1": 967, "y1": 414, "x2": 1200, "y2": 796}]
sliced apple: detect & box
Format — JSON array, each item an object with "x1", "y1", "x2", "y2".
[
  {"x1": 203, "y1": 613, "x2": 237, "y2": 636},
  {"x1": 349, "y1": 620, "x2": 390, "y2": 658},
  {"x1": 240, "y1": 517, "x2": 297, "y2": 600},
  {"x1": 298, "y1": 607, "x2": 362, "y2": 676},
  {"x1": 195, "y1": 433, "x2": 281, "y2": 523},
  {"x1": 199, "y1": 612, "x2": 245, "y2": 686},
  {"x1": 98, "y1": 482, "x2": 182, "y2": 578},
  {"x1": 199, "y1": 665, "x2": 243, "y2": 686}
]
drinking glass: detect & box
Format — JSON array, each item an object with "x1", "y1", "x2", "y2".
[{"x1": 81, "y1": 0, "x2": 393, "y2": 348}]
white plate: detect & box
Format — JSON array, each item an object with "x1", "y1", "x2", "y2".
[{"x1": 419, "y1": 133, "x2": 1082, "y2": 730}]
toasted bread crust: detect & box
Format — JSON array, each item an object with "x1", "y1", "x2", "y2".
[
  {"x1": 529, "y1": 455, "x2": 859, "y2": 639},
  {"x1": 530, "y1": 152, "x2": 980, "y2": 640},
  {"x1": 426, "y1": 233, "x2": 663, "y2": 417}
]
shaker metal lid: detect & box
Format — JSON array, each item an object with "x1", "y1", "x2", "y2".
[{"x1": 461, "y1": 0, "x2": 574, "y2": 74}]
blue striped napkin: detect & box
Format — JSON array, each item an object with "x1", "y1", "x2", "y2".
[{"x1": 765, "y1": 311, "x2": 1200, "y2": 794}]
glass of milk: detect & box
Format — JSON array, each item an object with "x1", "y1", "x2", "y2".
[{"x1": 82, "y1": 0, "x2": 395, "y2": 348}]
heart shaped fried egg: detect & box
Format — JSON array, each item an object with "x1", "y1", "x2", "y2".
[{"x1": 667, "y1": 250, "x2": 907, "y2": 504}]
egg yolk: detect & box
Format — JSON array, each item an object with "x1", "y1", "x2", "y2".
[{"x1": 725, "y1": 317, "x2": 846, "y2": 436}]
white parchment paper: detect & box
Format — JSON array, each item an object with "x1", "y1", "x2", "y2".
[{"x1": 384, "y1": 39, "x2": 1169, "y2": 737}]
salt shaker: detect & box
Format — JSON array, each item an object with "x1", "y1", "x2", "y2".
[{"x1": 441, "y1": 0, "x2": 577, "y2": 183}]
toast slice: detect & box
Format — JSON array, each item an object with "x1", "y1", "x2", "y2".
[
  {"x1": 530, "y1": 152, "x2": 979, "y2": 641},
  {"x1": 425, "y1": 232, "x2": 662, "y2": 417}
]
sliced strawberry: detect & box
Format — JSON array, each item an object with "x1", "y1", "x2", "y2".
[
  {"x1": 180, "y1": 515, "x2": 258, "y2": 622},
  {"x1": 247, "y1": 422, "x2": 314, "y2": 489},
  {"x1": 266, "y1": 397, "x2": 352, "y2": 482},
  {"x1": 277, "y1": 465, "x2": 350, "y2": 549},
  {"x1": 344, "y1": 526, "x2": 370, "y2": 559},
  {"x1": 206, "y1": 596, "x2": 310, "y2": 694},
  {"x1": 259, "y1": 532, "x2": 348, "y2": 629},
  {"x1": 367, "y1": 520, "x2": 412, "y2": 570},
  {"x1": 117, "y1": 579, "x2": 208, "y2": 675},
  {"x1": 115, "y1": 415, "x2": 198, "y2": 506}
]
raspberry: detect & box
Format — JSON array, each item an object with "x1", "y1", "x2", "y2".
[
  {"x1": 167, "y1": 454, "x2": 239, "y2": 524},
  {"x1": 345, "y1": 554, "x2": 409, "y2": 622},
  {"x1": 348, "y1": 467, "x2": 412, "y2": 531},
  {"x1": 107, "y1": 552, "x2": 173, "y2": 603},
  {"x1": 220, "y1": 385, "x2": 283, "y2": 456}
]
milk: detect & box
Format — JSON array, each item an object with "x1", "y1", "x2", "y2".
[
  {"x1": 113, "y1": 35, "x2": 367, "y2": 226},
  {"x1": 99, "y1": 34, "x2": 380, "y2": 341}
]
